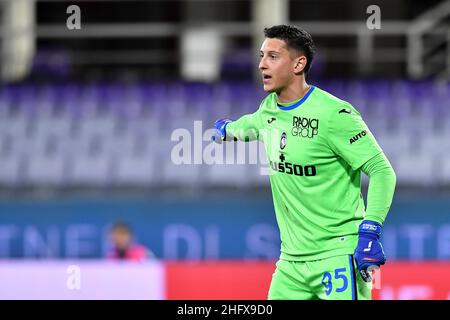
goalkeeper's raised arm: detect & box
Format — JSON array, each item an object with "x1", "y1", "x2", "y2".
[{"x1": 212, "y1": 110, "x2": 262, "y2": 143}]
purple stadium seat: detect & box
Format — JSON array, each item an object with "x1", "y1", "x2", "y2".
[{"x1": 0, "y1": 80, "x2": 448, "y2": 187}]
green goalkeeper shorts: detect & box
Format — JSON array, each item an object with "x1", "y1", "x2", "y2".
[{"x1": 268, "y1": 254, "x2": 372, "y2": 300}]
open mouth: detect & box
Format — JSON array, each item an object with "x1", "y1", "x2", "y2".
[{"x1": 263, "y1": 74, "x2": 272, "y2": 82}]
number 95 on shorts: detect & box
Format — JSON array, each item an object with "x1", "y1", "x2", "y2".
[{"x1": 268, "y1": 254, "x2": 372, "y2": 300}]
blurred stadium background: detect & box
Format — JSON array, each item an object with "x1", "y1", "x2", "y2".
[{"x1": 0, "y1": 0, "x2": 449, "y2": 300}]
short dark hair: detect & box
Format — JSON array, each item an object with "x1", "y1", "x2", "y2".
[
  {"x1": 264, "y1": 25, "x2": 316, "y2": 74},
  {"x1": 111, "y1": 221, "x2": 133, "y2": 234}
]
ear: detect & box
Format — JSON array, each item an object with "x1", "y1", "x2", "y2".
[{"x1": 294, "y1": 55, "x2": 307, "y2": 75}]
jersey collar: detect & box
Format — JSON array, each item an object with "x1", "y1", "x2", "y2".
[{"x1": 277, "y1": 85, "x2": 316, "y2": 111}]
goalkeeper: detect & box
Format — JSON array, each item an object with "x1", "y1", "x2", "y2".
[{"x1": 212, "y1": 25, "x2": 396, "y2": 300}]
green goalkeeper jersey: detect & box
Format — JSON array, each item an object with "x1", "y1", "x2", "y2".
[{"x1": 226, "y1": 85, "x2": 384, "y2": 261}]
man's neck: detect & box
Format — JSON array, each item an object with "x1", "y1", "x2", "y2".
[{"x1": 276, "y1": 81, "x2": 310, "y2": 104}]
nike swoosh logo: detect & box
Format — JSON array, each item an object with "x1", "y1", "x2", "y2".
[
  {"x1": 339, "y1": 108, "x2": 351, "y2": 114},
  {"x1": 267, "y1": 117, "x2": 276, "y2": 124}
]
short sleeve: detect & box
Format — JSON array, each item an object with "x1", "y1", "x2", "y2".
[{"x1": 327, "y1": 103, "x2": 383, "y2": 170}]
